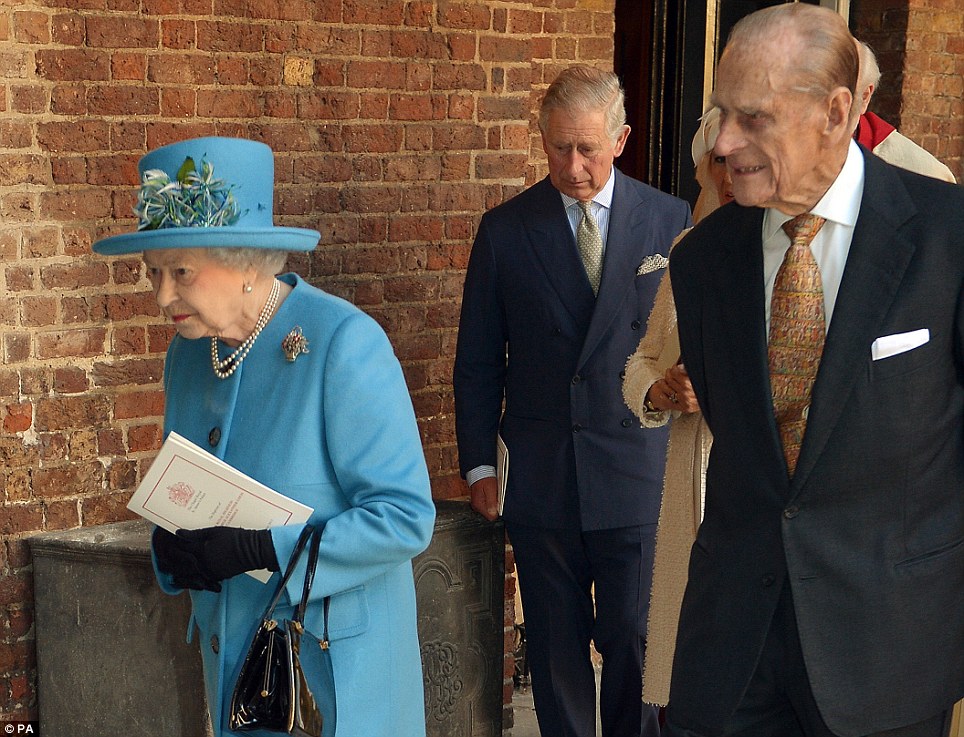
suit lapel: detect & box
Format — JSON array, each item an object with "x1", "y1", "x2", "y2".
[
  {"x1": 526, "y1": 178, "x2": 596, "y2": 328},
  {"x1": 579, "y1": 171, "x2": 650, "y2": 365},
  {"x1": 711, "y1": 207, "x2": 787, "y2": 466},
  {"x1": 791, "y1": 154, "x2": 919, "y2": 489}
]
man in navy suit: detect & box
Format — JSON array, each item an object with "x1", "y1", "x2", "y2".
[
  {"x1": 667, "y1": 5, "x2": 964, "y2": 736},
  {"x1": 454, "y1": 65, "x2": 691, "y2": 737}
]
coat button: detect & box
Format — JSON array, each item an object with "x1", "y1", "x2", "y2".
[
  {"x1": 571, "y1": 375, "x2": 581, "y2": 384},
  {"x1": 621, "y1": 418, "x2": 632, "y2": 427},
  {"x1": 762, "y1": 574, "x2": 776, "y2": 587},
  {"x1": 572, "y1": 423, "x2": 582, "y2": 433},
  {"x1": 208, "y1": 427, "x2": 221, "y2": 447},
  {"x1": 618, "y1": 370, "x2": 625, "y2": 379},
  {"x1": 210, "y1": 635, "x2": 220, "y2": 654},
  {"x1": 784, "y1": 506, "x2": 799, "y2": 519},
  {"x1": 631, "y1": 320, "x2": 641, "y2": 330}
]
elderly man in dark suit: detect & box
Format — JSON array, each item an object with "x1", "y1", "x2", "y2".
[
  {"x1": 454, "y1": 65, "x2": 690, "y2": 737},
  {"x1": 667, "y1": 5, "x2": 964, "y2": 737}
]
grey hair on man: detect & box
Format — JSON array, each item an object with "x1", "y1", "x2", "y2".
[
  {"x1": 538, "y1": 64, "x2": 629, "y2": 144},
  {"x1": 727, "y1": 2, "x2": 858, "y2": 102},
  {"x1": 854, "y1": 40, "x2": 882, "y2": 118}
]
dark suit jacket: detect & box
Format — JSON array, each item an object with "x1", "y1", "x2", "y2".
[
  {"x1": 454, "y1": 170, "x2": 691, "y2": 531},
  {"x1": 668, "y1": 150, "x2": 964, "y2": 736}
]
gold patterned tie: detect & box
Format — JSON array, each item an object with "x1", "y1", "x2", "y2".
[
  {"x1": 577, "y1": 200, "x2": 603, "y2": 295},
  {"x1": 768, "y1": 213, "x2": 827, "y2": 476}
]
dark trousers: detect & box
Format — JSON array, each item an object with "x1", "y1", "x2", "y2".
[
  {"x1": 664, "y1": 582, "x2": 952, "y2": 737},
  {"x1": 506, "y1": 522, "x2": 660, "y2": 737}
]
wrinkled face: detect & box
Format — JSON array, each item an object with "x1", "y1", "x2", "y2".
[
  {"x1": 711, "y1": 41, "x2": 832, "y2": 214},
  {"x1": 708, "y1": 154, "x2": 735, "y2": 205},
  {"x1": 143, "y1": 248, "x2": 249, "y2": 342},
  {"x1": 541, "y1": 107, "x2": 630, "y2": 202}
]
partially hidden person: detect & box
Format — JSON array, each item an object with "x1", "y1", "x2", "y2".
[
  {"x1": 852, "y1": 39, "x2": 956, "y2": 183},
  {"x1": 621, "y1": 106, "x2": 733, "y2": 708}
]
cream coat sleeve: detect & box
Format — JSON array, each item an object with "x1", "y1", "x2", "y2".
[{"x1": 622, "y1": 229, "x2": 690, "y2": 427}]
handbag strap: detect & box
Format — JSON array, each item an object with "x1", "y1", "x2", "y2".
[
  {"x1": 261, "y1": 524, "x2": 315, "y2": 621},
  {"x1": 293, "y1": 525, "x2": 322, "y2": 625},
  {"x1": 293, "y1": 526, "x2": 332, "y2": 649}
]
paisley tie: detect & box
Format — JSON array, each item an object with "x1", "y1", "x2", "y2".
[{"x1": 768, "y1": 213, "x2": 827, "y2": 475}]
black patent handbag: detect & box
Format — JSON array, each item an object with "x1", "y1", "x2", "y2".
[{"x1": 228, "y1": 525, "x2": 335, "y2": 737}]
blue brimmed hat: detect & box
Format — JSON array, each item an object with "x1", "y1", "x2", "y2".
[{"x1": 92, "y1": 137, "x2": 320, "y2": 255}]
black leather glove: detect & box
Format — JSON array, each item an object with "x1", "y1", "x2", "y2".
[
  {"x1": 152, "y1": 526, "x2": 222, "y2": 592},
  {"x1": 175, "y1": 527, "x2": 279, "y2": 582}
]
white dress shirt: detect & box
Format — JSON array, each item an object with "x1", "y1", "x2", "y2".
[
  {"x1": 763, "y1": 139, "x2": 866, "y2": 337},
  {"x1": 560, "y1": 167, "x2": 617, "y2": 255}
]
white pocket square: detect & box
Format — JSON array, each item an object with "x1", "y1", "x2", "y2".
[
  {"x1": 637, "y1": 254, "x2": 669, "y2": 276},
  {"x1": 871, "y1": 328, "x2": 930, "y2": 361}
]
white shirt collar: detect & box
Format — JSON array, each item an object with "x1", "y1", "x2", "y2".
[
  {"x1": 560, "y1": 167, "x2": 616, "y2": 211},
  {"x1": 763, "y1": 139, "x2": 865, "y2": 240}
]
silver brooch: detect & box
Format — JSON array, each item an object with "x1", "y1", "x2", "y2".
[{"x1": 281, "y1": 327, "x2": 310, "y2": 362}]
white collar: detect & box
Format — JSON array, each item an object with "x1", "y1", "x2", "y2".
[
  {"x1": 560, "y1": 167, "x2": 616, "y2": 211},
  {"x1": 763, "y1": 139, "x2": 865, "y2": 239}
]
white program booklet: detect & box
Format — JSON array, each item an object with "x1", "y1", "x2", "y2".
[
  {"x1": 128, "y1": 431, "x2": 313, "y2": 582},
  {"x1": 497, "y1": 434, "x2": 509, "y2": 515}
]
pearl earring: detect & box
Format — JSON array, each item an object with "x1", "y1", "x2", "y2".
[{"x1": 244, "y1": 284, "x2": 253, "y2": 293}]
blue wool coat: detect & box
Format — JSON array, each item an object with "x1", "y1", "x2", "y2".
[{"x1": 154, "y1": 274, "x2": 436, "y2": 737}]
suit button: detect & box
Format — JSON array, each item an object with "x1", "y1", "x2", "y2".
[
  {"x1": 208, "y1": 427, "x2": 221, "y2": 447},
  {"x1": 553, "y1": 327, "x2": 562, "y2": 335},
  {"x1": 621, "y1": 418, "x2": 633, "y2": 428},
  {"x1": 784, "y1": 506, "x2": 799, "y2": 519},
  {"x1": 210, "y1": 635, "x2": 220, "y2": 654},
  {"x1": 762, "y1": 574, "x2": 776, "y2": 587},
  {"x1": 631, "y1": 320, "x2": 641, "y2": 330},
  {"x1": 572, "y1": 424, "x2": 582, "y2": 433},
  {"x1": 572, "y1": 375, "x2": 581, "y2": 384}
]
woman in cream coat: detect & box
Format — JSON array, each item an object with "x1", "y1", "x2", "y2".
[{"x1": 622, "y1": 109, "x2": 732, "y2": 706}]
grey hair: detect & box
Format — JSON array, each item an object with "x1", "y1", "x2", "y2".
[
  {"x1": 538, "y1": 65, "x2": 627, "y2": 143},
  {"x1": 205, "y1": 247, "x2": 288, "y2": 275},
  {"x1": 857, "y1": 40, "x2": 881, "y2": 91},
  {"x1": 726, "y1": 3, "x2": 858, "y2": 102}
]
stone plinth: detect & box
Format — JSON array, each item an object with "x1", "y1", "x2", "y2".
[{"x1": 29, "y1": 500, "x2": 505, "y2": 737}]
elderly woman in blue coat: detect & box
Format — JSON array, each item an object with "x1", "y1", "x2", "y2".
[{"x1": 93, "y1": 137, "x2": 436, "y2": 737}]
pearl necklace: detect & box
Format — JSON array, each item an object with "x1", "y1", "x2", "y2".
[{"x1": 210, "y1": 279, "x2": 281, "y2": 379}]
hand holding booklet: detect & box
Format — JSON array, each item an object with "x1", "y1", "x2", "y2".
[{"x1": 128, "y1": 431, "x2": 313, "y2": 582}]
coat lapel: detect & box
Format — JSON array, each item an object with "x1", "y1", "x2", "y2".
[
  {"x1": 526, "y1": 178, "x2": 596, "y2": 329},
  {"x1": 579, "y1": 170, "x2": 650, "y2": 366},
  {"x1": 791, "y1": 153, "x2": 919, "y2": 489},
  {"x1": 711, "y1": 207, "x2": 788, "y2": 466}
]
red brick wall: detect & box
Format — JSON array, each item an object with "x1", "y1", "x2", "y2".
[
  {"x1": 0, "y1": 0, "x2": 616, "y2": 721},
  {"x1": 898, "y1": 1, "x2": 964, "y2": 179},
  {"x1": 852, "y1": 0, "x2": 963, "y2": 179}
]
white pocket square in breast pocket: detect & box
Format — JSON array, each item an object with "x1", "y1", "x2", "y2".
[
  {"x1": 871, "y1": 328, "x2": 930, "y2": 361},
  {"x1": 637, "y1": 254, "x2": 669, "y2": 276}
]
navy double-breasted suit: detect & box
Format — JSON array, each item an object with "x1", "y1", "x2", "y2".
[
  {"x1": 455, "y1": 171, "x2": 691, "y2": 531},
  {"x1": 668, "y1": 151, "x2": 964, "y2": 736},
  {"x1": 455, "y1": 169, "x2": 690, "y2": 735}
]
